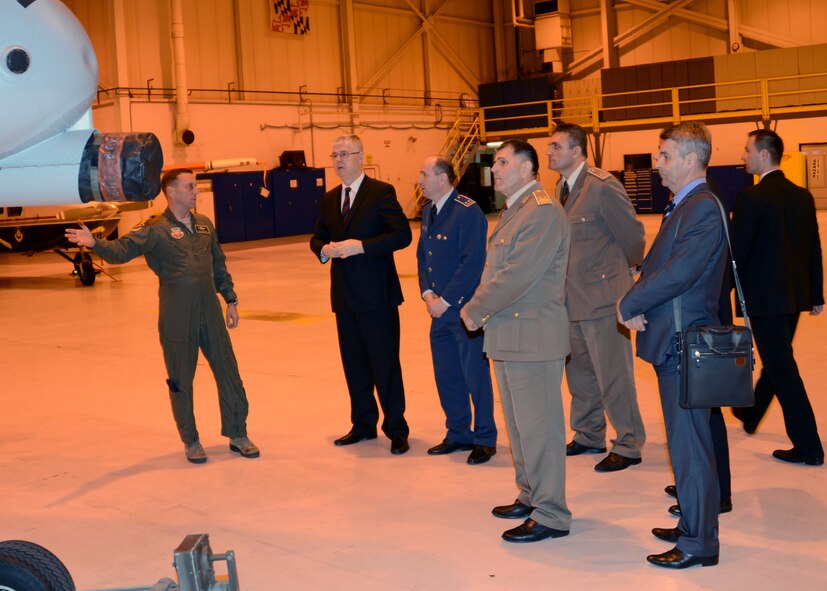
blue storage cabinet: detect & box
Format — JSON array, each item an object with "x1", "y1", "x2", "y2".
[
  {"x1": 270, "y1": 168, "x2": 325, "y2": 237},
  {"x1": 241, "y1": 174, "x2": 275, "y2": 241},
  {"x1": 207, "y1": 173, "x2": 246, "y2": 244},
  {"x1": 203, "y1": 168, "x2": 325, "y2": 242}
]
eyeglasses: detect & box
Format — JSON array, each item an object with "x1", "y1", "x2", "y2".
[{"x1": 329, "y1": 151, "x2": 362, "y2": 160}]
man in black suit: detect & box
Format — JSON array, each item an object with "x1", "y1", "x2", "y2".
[
  {"x1": 310, "y1": 134, "x2": 412, "y2": 455},
  {"x1": 730, "y1": 129, "x2": 824, "y2": 466},
  {"x1": 618, "y1": 122, "x2": 727, "y2": 568}
]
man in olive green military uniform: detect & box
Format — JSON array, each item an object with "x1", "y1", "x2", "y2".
[
  {"x1": 461, "y1": 140, "x2": 572, "y2": 543},
  {"x1": 66, "y1": 169, "x2": 258, "y2": 464}
]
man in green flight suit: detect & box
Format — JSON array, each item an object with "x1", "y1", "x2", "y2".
[{"x1": 66, "y1": 169, "x2": 258, "y2": 464}]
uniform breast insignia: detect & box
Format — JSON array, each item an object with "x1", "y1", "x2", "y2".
[
  {"x1": 532, "y1": 190, "x2": 553, "y2": 205},
  {"x1": 454, "y1": 194, "x2": 475, "y2": 207},
  {"x1": 170, "y1": 227, "x2": 184, "y2": 240},
  {"x1": 587, "y1": 167, "x2": 611, "y2": 181},
  {"x1": 195, "y1": 224, "x2": 210, "y2": 234}
]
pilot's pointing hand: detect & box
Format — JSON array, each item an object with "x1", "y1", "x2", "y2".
[{"x1": 65, "y1": 222, "x2": 96, "y2": 248}]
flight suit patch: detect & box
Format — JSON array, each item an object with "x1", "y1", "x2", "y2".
[
  {"x1": 171, "y1": 227, "x2": 184, "y2": 239},
  {"x1": 195, "y1": 224, "x2": 210, "y2": 234},
  {"x1": 533, "y1": 190, "x2": 553, "y2": 205}
]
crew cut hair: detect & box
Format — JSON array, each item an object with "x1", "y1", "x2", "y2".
[{"x1": 161, "y1": 168, "x2": 195, "y2": 193}]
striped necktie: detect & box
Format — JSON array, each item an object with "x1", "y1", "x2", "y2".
[
  {"x1": 341, "y1": 186, "x2": 351, "y2": 219},
  {"x1": 662, "y1": 197, "x2": 676, "y2": 219}
]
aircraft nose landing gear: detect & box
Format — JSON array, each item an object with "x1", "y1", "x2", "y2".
[
  {"x1": 0, "y1": 534, "x2": 240, "y2": 591},
  {"x1": 72, "y1": 251, "x2": 95, "y2": 286}
]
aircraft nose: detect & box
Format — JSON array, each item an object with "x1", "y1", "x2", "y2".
[{"x1": 0, "y1": 0, "x2": 99, "y2": 160}]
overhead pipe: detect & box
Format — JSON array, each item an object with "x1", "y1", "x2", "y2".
[
  {"x1": 512, "y1": 0, "x2": 534, "y2": 28},
  {"x1": 171, "y1": 0, "x2": 194, "y2": 145}
]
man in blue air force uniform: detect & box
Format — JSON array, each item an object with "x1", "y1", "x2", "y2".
[{"x1": 416, "y1": 156, "x2": 497, "y2": 465}]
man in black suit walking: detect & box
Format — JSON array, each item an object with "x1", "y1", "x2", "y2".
[
  {"x1": 310, "y1": 134, "x2": 412, "y2": 455},
  {"x1": 618, "y1": 122, "x2": 727, "y2": 568},
  {"x1": 731, "y1": 129, "x2": 824, "y2": 466}
]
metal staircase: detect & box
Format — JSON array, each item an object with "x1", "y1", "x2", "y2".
[{"x1": 414, "y1": 109, "x2": 481, "y2": 215}]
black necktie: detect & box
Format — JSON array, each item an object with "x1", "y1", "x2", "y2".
[
  {"x1": 342, "y1": 187, "x2": 351, "y2": 219},
  {"x1": 560, "y1": 181, "x2": 570, "y2": 206},
  {"x1": 429, "y1": 204, "x2": 437, "y2": 226}
]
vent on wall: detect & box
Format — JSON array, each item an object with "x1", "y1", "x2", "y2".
[{"x1": 534, "y1": 1, "x2": 559, "y2": 15}]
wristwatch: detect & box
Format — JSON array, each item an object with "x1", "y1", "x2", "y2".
[{"x1": 227, "y1": 299, "x2": 238, "y2": 306}]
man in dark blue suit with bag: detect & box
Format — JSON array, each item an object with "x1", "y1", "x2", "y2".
[
  {"x1": 416, "y1": 156, "x2": 497, "y2": 465},
  {"x1": 618, "y1": 122, "x2": 728, "y2": 568}
]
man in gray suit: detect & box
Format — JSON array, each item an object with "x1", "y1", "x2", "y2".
[
  {"x1": 461, "y1": 139, "x2": 571, "y2": 543},
  {"x1": 618, "y1": 122, "x2": 727, "y2": 568},
  {"x1": 547, "y1": 123, "x2": 647, "y2": 472}
]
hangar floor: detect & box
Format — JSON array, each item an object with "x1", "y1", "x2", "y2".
[{"x1": 1, "y1": 213, "x2": 825, "y2": 591}]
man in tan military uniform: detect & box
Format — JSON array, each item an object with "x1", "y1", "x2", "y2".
[
  {"x1": 547, "y1": 123, "x2": 647, "y2": 472},
  {"x1": 66, "y1": 169, "x2": 258, "y2": 464},
  {"x1": 461, "y1": 139, "x2": 571, "y2": 543}
]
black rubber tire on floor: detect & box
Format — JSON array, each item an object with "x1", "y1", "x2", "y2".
[
  {"x1": 0, "y1": 541, "x2": 75, "y2": 591},
  {"x1": 78, "y1": 259, "x2": 96, "y2": 286}
]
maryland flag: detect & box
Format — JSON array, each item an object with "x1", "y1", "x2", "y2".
[{"x1": 271, "y1": 0, "x2": 310, "y2": 35}]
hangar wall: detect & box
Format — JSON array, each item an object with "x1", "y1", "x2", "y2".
[{"x1": 63, "y1": 1, "x2": 827, "y2": 221}]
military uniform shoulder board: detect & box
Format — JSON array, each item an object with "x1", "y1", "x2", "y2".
[
  {"x1": 454, "y1": 194, "x2": 475, "y2": 207},
  {"x1": 532, "y1": 190, "x2": 553, "y2": 205},
  {"x1": 588, "y1": 167, "x2": 612, "y2": 181}
]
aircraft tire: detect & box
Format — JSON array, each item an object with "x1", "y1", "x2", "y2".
[
  {"x1": 0, "y1": 540, "x2": 75, "y2": 591},
  {"x1": 78, "y1": 259, "x2": 96, "y2": 286}
]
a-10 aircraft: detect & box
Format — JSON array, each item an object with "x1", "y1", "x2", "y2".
[{"x1": 0, "y1": 0, "x2": 263, "y2": 285}]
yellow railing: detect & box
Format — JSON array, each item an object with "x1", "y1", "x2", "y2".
[
  {"x1": 413, "y1": 109, "x2": 481, "y2": 213},
  {"x1": 479, "y1": 71, "x2": 827, "y2": 140}
]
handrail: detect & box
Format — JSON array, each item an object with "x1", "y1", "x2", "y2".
[{"x1": 479, "y1": 71, "x2": 827, "y2": 140}]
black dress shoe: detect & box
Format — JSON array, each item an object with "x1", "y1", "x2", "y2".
[
  {"x1": 664, "y1": 485, "x2": 677, "y2": 499},
  {"x1": 502, "y1": 518, "x2": 569, "y2": 543},
  {"x1": 668, "y1": 497, "x2": 732, "y2": 516},
  {"x1": 566, "y1": 440, "x2": 607, "y2": 456},
  {"x1": 390, "y1": 436, "x2": 409, "y2": 455},
  {"x1": 492, "y1": 499, "x2": 533, "y2": 519},
  {"x1": 334, "y1": 430, "x2": 377, "y2": 446},
  {"x1": 427, "y1": 439, "x2": 473, "y2": 455},
  {"x1": 652, "y1": 527, "x2": 682, "y2": 543},
  {"x1": 646, "y1": 547, "x2": 718, "y2": 568},
  {"x1": 772, "y1": 448, "x2": 824, "y2": 466},
  {"x1": 467, "y1": 445, "x2": 496, "y2": 464},
  {"x1": 731, "y1": 407, "x2": 758, "y2": 434},
  {"x1": 594, "y1": 452, "x2": 642, "y2": 472}
]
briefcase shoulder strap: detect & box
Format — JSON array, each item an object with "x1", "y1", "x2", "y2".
[{"x1": 670, "y1": 194, "x2": 751, "y2": 334}]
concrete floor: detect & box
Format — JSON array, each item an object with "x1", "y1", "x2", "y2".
[{"x1": 1, "y1": 213, "x2": 825, "y2": 591}]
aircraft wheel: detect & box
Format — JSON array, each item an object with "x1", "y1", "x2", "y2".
[
  {"x1": 73, "y1": 252, "x2": 96, "y2": 286},
  {"x1": 0, "y1": 541, "x2": 75, "y2": 591},
  {"x1": 78, "y1": 259, "x2": 96, "y2": 286}
]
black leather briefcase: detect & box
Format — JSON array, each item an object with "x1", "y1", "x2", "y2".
[{"x1": 677, "y1": 325, "x2": 755, "y2": 409}]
